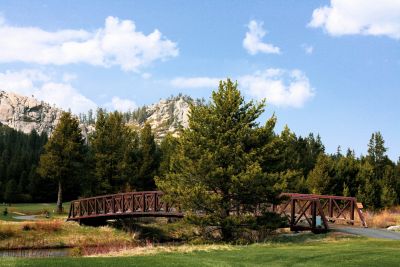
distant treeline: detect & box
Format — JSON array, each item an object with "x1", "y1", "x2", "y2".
[
  {"x1": 0, "y1": 110, "x2": 399, "y2": 210},
  {"x1": 0, "y1": 126, "x2": 49, "y2": 203}
]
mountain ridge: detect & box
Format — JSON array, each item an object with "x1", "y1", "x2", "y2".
[{"x1": 0, "y1": 90, "x2": 193, "y2": 139}]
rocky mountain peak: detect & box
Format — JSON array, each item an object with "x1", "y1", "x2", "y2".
[
  {"x1": 0, "y1": 91, "x2": 194, "y2": 140},
  {"x1": 142, "y1": 95, "x2": 192, "y2": 140},
  {"x1": 0, "y1": 91, "x2": 63, "y2": 135}
]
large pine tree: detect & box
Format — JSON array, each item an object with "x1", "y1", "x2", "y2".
[
  {"x1": 37, "y1": 112, "x2": 85, "y2": 213},
  {"x1": 156, "y1": 79, "x2": 282, "y2": 240}
]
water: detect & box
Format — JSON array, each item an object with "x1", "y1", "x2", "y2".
[
  {"x1": 0, "y1": 248, "x2": 71, "y2": 258},
  {"x1": 12, "y1": 215, "x2": 37, "y2": 220}
]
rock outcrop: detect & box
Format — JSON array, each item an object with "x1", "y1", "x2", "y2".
[
  {"x1": 0, "y1": 91, "x2": 63, "y2": 136},
  {"x1": 141, "y1": 96, "x2": 191, "y2": 140}
]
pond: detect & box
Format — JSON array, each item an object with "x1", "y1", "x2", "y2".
[{"x1": 0, "y1": 248, "x2": 71, "y2": 258}]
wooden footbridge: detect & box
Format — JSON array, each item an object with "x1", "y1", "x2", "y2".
[
  {"x1": 67, "y1": 191, "x2": 367, "y2": 232},
  {"x1": 275, "y1": 193, "x2": 367, "y2": 233},
  {"x1": 67, "y1": 191, "x2": 183, "y2": 226}
]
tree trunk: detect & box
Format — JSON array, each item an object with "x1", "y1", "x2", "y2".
[
  {"x1": 220, "y1": 207, "x2": 233, "y2": 241},
  {"x1": 56, "y1": 180, "x2": 63, "y2": 214}
]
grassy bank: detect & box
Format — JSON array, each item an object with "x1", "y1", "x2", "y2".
[
  {"x1": 2, "y1": 237, "x2": 400, "y2": 266},
  {"x1": 0, "y1": 220, "x2": 133, "y2": 250}
]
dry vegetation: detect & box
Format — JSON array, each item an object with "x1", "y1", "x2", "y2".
[
  {"x1": 0, "y1": 220, "x2": 134, "y2": 250},
  {"x1": 92, "y1": 231, "x2": 355, "y2": 258},
  {"x1": 89, "y1": 243, "x2": 236, "y2": 257},
  {"x1": 364, "y1": 207, "x2": 400, "y2": 228}
]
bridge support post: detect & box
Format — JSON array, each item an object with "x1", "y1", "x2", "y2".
[
  {"x1": 311, "y1": 200, "x2": 317, "y2": 230},
  {"x1": 290, "y1": 199, "x2": 295, "y2": 227},
  {"x1": 142, "y1": 193, "x2": 145, "y2": 212},
  {"x1": 350, "y1": 200, "x2": 355, "y2": 224}
]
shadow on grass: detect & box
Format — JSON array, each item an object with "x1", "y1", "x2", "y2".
[{"x1": 111, "y1": 218, "x2": 197, "y2": 243}]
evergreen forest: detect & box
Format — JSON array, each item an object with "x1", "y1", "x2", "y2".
[{"x1": 0, "y1": 81, "x2": 399, "y2": 213}]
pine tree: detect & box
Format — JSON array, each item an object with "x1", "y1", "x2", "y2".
[
  {"x1": 343, "y1": 183, "x2": 350, "y2": 197},
  {"x1": 91, "y1": 110, "x2": 131, "y2": 194},
  {"x1": 381, "y1": 165, "x2": 397, "y2": 206},
  {"x1": 307, "y1": 154, "x2": 335, "y2": 195},
  {"x1": 156, "y1": 79, "x2": 282, "y2": 240},
  {"x1": 135, "y1": 123, "x2": 160, "y2": 190},
  {"x1": 158, "y1": 133, "x2": 178, "y2": 177},
  {"x1": 367, "y1": 132, "x2": 389, "y2": 180},
  {"x1": 278, "y1": 126, "x2": 300, "y2": 171},
  {"x1": 37, "y1": 112, "x2": 85, "y2": 213},
  {"x1": 4, "y1": 179, "x2": 17, "y2": 203},
  {"x1": 118, "y1": 129, "x2": 139, "y2": 191},
  {"x1": 381, "y1": 184, "x2": 397, "y2": 207},
  {"x1": 334, "y1": 153, "x2": 360, "y2": 197},
  {"x1": 357, "y1": 161, "x2": 381, "y2": 209}
]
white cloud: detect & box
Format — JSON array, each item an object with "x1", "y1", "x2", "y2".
[
  {"x1": 0, "y1": 16, "x2": 178, "y2": 71},
  {"x1": 302, "y1": 44, "x2": 314, "y2": 54},
  {"x1": 308, "y1": 0, "x2": 400, "y2": 39},
  {"x1": 106, "y1": 96, "x2": 137, "y2": 112},
  {"x1": 141, "y1": 72, "x2": 152, "y2": 79},
  {"x1": 170, "y1": 69, "x2": 315, "y2": 108},
  {"x1": 240, "y1": 69, "x2": 314, "y2": 108},
  {"x1": 0, "y1": 69, "x2": 97, "y2": 113},
  {"x1": 62, "y1": 73, "x2": 78, "y2": 82},
  {"x1": 243, "y1": 20, "x2": 280, "y2": 55},
  {"x1": 171, "y1": 77, "x2": 222, "y2": 89}
]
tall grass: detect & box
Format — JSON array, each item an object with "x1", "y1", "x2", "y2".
[
  {"x1": 0, "y1": 220, "x2": 135, "y2": 250},
  {"x1": 22, "y1": 221, "x2": 63, "y2": 232},
  {"x1": 365, "y1": 208, "x2": 400, "y2": 228}
]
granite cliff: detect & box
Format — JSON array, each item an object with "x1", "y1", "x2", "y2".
[{"x1": 0, "y1": 91, "x2": 193, "y2": 139}]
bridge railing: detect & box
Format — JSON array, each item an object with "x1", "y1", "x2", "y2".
[
  {"x1": 67, "y1": 191, "x2": 183, "y2": 221},
  {"x1": 276, "y1": 195, "x2": 330, "y2": 233},
  {"x1": 279, "y1": 193, "x2": 367, "y2": 228}
]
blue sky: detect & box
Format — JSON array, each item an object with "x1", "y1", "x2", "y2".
[{"x1": 0, "y1": 0, "x2": 399, "y2": 160}]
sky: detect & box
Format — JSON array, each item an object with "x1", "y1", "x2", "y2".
[{"x1": 0, "y1": 0, "x2": 399, "y2": 159}]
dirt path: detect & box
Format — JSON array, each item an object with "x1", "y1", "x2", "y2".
[{"x1": 332, "y1": 226, "x2": 400, "y2": 240}]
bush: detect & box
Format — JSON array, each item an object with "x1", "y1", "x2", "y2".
[
  {"x1": 0, "y1": 226, "x2": 15, "y2": 240},
  {"x1": 22, "y1": 224, "x2": 34, "y2": 231},
  {"x1": 21, "y1": 221, "x2": 62, "y2": 232},
  {"x1": 70, "y1": 246, "x2": 83, "y2": 257}
]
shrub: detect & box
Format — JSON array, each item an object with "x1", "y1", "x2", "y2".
[
  {"x1": 70, "y1": 246, "x2": 83, "y2": 257},
  {"x1": 22, "y1": 224, "x2": 34, "y2": 231},
  {"x1": 36, "y1": 221, "x2": 62, "y2": 232},
  {"x1": 0, "y1": 226, "x2": 15, "y2": 240},
  {"x1": 21, "y1": 221, "x2": 62, "y2": 232}
]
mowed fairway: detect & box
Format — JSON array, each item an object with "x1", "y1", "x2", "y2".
[
  {"x1": 2, "y1": 238, "x2": 400, "y2": 267},
  {"x1": 0, "y1": 203, "x2": 70, "y2": 221}
]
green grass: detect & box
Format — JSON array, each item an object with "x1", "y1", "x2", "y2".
[
  {"x1": 1, "y1": 238, "x2": 400, "y2": 267},
  {"x1": 0, "y1": 203, "x2": 70, "y2": 221}
]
